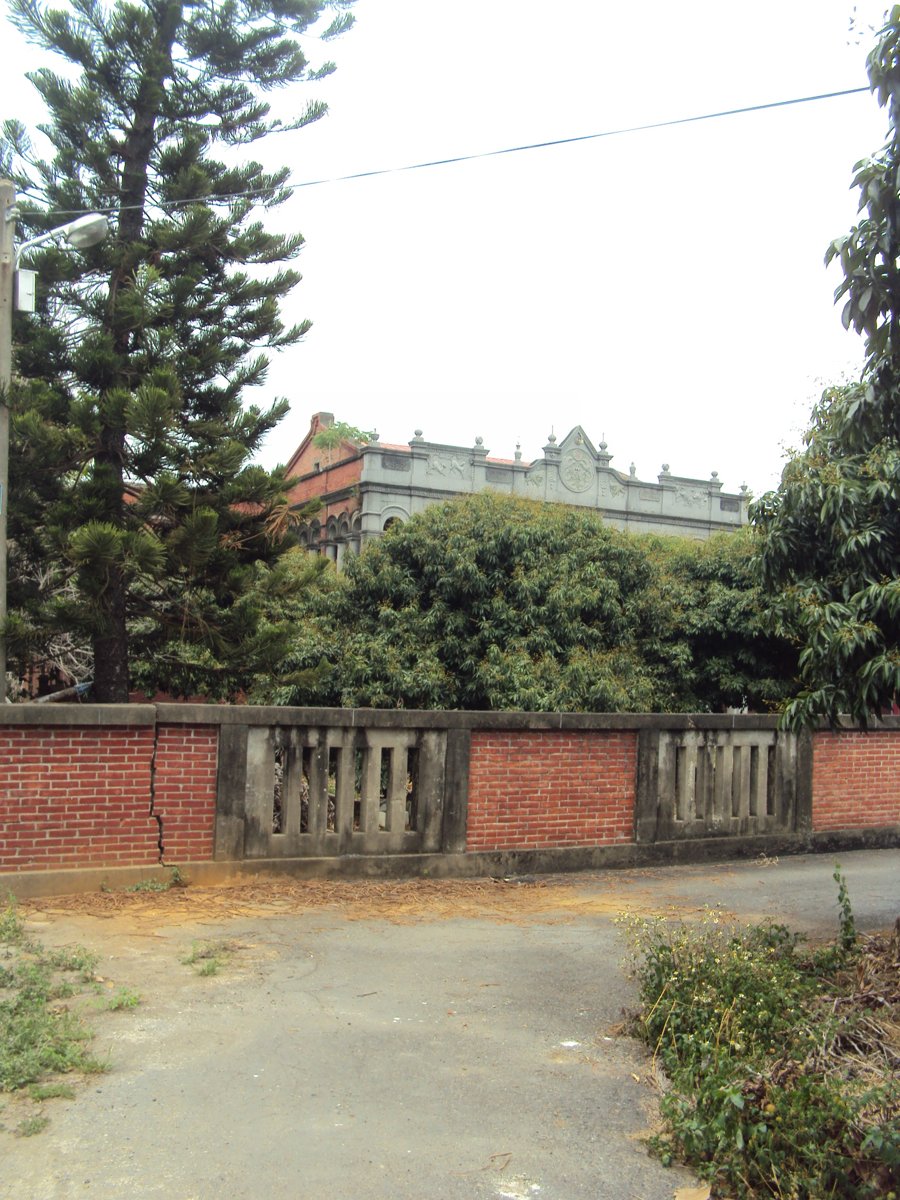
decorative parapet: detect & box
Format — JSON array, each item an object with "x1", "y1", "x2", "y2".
[{"x1": 358, "y1": 425, "x2": 746, "y2": 535}]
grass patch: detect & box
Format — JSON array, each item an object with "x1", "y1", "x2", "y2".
[
  {"x1": 124, "y1": 878, "x2": 169, "y2": 894},
  {"x1": 125, "y1": 866, "x2": 187, "y2": 894},
  {"x1": 0, "y1": 898, "x2": 114, "y2": 1098},
  {"x1": 620, "y1": 869, "x2": 899, "y2": 1198},
  {"x1": 44, "y1": 945, "x2": 99, "y2": 982},
  {"x1": 15, "y1": 1114, "x2": 51, "y2": 1138},
  {"x1": 27, "y1": 1083, "x2": 75, "y2": 1101},
  {"x1": 181, "y1": 939, "x2": 232, "y2": 977},
  {"x1": 105, "y1": 987, "x2": 141, "y2": 1011}
]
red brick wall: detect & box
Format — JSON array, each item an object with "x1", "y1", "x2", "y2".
[
  {"x1": 467, "y1": 730, "x2": 637, "y2": 851},
  {"x1": 3, "y1": 716, "x2": 897, "y2": 876},
  {"x1": 153, "y1": 725, "x2": 218, "y2": 863},
  {"x1": 286, "y1": 457, "x2": 362, "y2": 506},
  {"x1": 812, "y1": 730, "x2": 900, "y2": 831},
  {"x1": 0, "y1": 723, "x2": 219, "y2": 874},
  {"x1": 0, "y1": 726, "x2": 159, "y2": 872}
]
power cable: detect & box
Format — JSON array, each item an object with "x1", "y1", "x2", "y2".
[{"x1": 31, "y1": 85, "x2": 870, "y2": 220}]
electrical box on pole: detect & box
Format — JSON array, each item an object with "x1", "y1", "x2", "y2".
[{"x1": 14, "y1": 268, "x2": 36, "y2": 312}]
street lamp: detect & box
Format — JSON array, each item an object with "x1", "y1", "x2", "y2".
[
  {"x1": 0, "y1": 180, "x2": 109, "y2": 700},
  {"x1": 17, "y1": 211, "x2": 109, "y2": 261}
]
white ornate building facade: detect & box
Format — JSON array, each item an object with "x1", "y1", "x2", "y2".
[{"x1": 285, "y1": 414, "x2": 749, "y2": 563}]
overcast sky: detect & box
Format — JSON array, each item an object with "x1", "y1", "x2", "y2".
[{"x1": 2, "y1": 1, "x2": 894, "y2": 494}]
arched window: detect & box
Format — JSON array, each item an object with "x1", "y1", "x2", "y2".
[{"x1": 349, "y1": 512, "x2": 362, "y2": 556}]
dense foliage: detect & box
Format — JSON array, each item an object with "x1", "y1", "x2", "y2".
[
  {"x1": 753, "y1": 10, "x2": 900, "y2": 727},
  {"x1": 2, "y1": 0, "x2": 352, "y2": 700},
  {"x1": 644, "y1": 532, "x2": 798, "y2": 714},
  {"x1": 623, "y1": 878, "x2": 899, "y2": 1198},
  {"x1": 260, "y1": 494, "x2": 797, "y2": 713}
]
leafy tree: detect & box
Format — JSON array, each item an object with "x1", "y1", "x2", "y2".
[
  {"x1": 2, "y1": 0, "x2": 353, "y2": 701},
  {"x1": 312, "y1": 419, "x2": 377, "y2": 455},
  {"x1": 267, "y1": 493, "x2": 792, "y2": 713},
  {"x1": 645, "y1": 531, "x2": 798, "y2": 713},
  {"x1": 753, "y1": 10, "x2": 900, "y2": 727}
]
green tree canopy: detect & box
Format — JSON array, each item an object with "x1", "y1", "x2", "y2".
[
  {"x1": 265, "y1": 494, "x2": 796, "y2": 713},
  {"x1": 753, "y1": 10, "x2": 900, "y2": 727},
  {"x1": 2, "y1": 0, "x2": 353, "y2": 701},
  {"x1": 312, "y1": 419, "x2": 377, "y2": 455},
  {"x1": 644, "y1": 531, "x2": 798, "y2": 715}
]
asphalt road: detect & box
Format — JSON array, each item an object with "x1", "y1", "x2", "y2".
[{"x1": 2, "y1": 848, "x2": 897, "y2": 1200}]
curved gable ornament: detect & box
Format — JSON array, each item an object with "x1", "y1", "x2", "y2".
[{"x1": 560, "y1": 448, "x2": 594, "y2": 493}]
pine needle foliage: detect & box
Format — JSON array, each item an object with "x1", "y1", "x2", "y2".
[{"x1": 1, "y1": 0, "x2": 353, "y2": 700}]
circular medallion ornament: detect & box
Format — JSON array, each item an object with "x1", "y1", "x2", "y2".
[{"x1": 561, "y1": 449, "x2": 593, "y2": 493}]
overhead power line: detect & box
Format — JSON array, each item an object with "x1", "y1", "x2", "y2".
[
  {"x1": 294, "y1": 86, "x2": 871, "y2": 187},
  {"x1": 35, "y1": 86, "x2": 870, "y2": 219}
]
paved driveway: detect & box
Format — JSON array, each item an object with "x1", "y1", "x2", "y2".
[{"x1": 2, "y1": 849, "x2": 897, "y2": 1200}]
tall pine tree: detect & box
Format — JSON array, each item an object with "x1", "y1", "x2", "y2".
[{"x1": 2, "y1": 0, "x2": 351, "y2": 701}]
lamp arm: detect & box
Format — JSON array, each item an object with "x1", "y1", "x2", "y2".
[{"x1": 15, "y1": 228, "x2": 62, "y2": 265}]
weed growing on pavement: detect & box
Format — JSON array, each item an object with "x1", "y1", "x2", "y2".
[
  {"x1": 125, "y1": 878, "x2": 168, "y2": 893},
  {"x1": 0, "y1": 899, "x2": 26, "y2": 945},
  {"x1": 619, "y1": 873, "x2": 899, "y2": 1198},
  {"x1": 168, "y1": 865, "x2": 187, "y2": 888},
  {"x1": 835, "y1": 861, "x2": 858, "y2": 954},
  {"x1": 126, "y1": 865, "x2": 187, "y2": 894},
  {"x1": 181, "y1": 940, "x2": 231, "y2": 976},
  {"x1": 43, "y1": 945, "x2": 99, "y2": 982},
  {"x1": 0, "y1": 898, "x2": 118, "y2": 1101},
  {"x1": 27, "y1": 1083, "x2": 76, "y2": 1101},
  {"x1": 15, "y1": 1114, "x2": 50, "y2": 1137},
  {"x1": 105, "y1": 987, "x2": 141, "y2": 1011}
]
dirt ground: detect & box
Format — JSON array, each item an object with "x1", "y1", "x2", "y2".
[
  {"x1": 2, "y1": 851, "x2": 897, "y2": 1200},
  {"x1": 25, "y1": 870, "x2": 717, "y2": 927}
]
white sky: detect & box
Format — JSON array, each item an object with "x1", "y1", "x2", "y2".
[{"x1": 1, "y1": 1, "x2": 894, "y2": 494}]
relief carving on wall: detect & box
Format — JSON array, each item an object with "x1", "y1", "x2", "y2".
[
  {"x1": 427, "y1": 454, "x2": 469, "y2": 478},
  {"x1": 525, "y1": 465, "x2": 546, "y2": 489},
  {"x1": 597, "y1": 475, "x2": 626, "y2": 502},
  {"x1": 560, "y1": 449, "x2": 593, "y2": 494},
  {"x1": 676, "y1": 486, "x2": 706, "y2": 509}
]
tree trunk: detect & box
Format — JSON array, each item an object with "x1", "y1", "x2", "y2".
[
  {"x1": 94, "y1": 2, "x2": 182, "y2": 704},
  {"x1": 91, "y1": 567, "x2": 131, "y2": 702}
]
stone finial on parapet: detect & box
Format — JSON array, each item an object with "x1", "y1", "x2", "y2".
[{"x1": 514, "y1": 441, "x2": 522, "y2": 462}]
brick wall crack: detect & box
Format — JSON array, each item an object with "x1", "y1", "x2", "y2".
[{"x1": 149, "y1": 723, "x2": 164, "y2": 863}]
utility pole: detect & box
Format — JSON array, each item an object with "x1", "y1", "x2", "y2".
[
  {"x1": 0, "y1": 186, "x2": 108, "y2": 702},
  {"x1": 0, "y1": 179, "x2": 14, "y2": 701}
]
